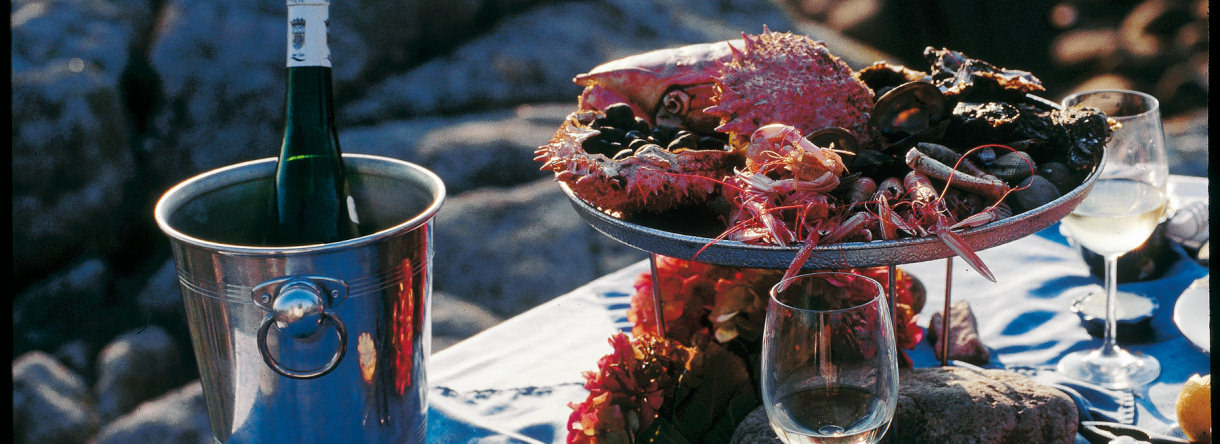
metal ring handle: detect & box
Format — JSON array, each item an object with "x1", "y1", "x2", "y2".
[{"x1": 256, "y1": 309, "x2": 348, "y2": 379}]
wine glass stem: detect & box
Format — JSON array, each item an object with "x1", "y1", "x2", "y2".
[{"x1": 1100, "y1": 253, "x2": 1120, "y2": 356}]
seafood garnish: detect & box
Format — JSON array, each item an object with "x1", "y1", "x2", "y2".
[{"x1": 536, "y1": 29, "x2": 1112, "y2": 281}]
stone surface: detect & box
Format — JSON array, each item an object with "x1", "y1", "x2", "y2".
[
  {"x1": 91, "y1": 381, "x2": 212, "y2": 444},
  {"x1": 886, "y1": 367, "x2": 1078, "y2": 443},
  {"x1": 11, "y1": 62, "x2": 135, "y2": 279},
  {"x1": 732, "y1": 367, "x2": 1078, "y2": 443},
  {"x1": 343, "y1": 0, "x2": 796, "y2": 123},
  {"x1": 341, "y1": 104, "x2": 566, "y2": 195},
  {"x1": 93, "y1": 326, "x2": 187, "y2": 421},
  {"x1": 134, "y1": 259, "x2": 184, "y2": 324},
  {"x1": 728, "y1": 407, "x2": 782, "y2": 444},
  {"x1": 53, "y1": 340, "x2": 96, "y2": 383},
  {"x1": 432, "y1": 290, "x2": 506, "y2": 351},
  {"x1": 927, "y1": 300, "x2": 990, "y2": 365},
  {"x1": 146, "y1": 0, "x2": 286, "y2": 183},
  {"x1": 433, "y1": 177, "x2": 646, "y2": 318},
  {"x1": 13, "y1": 257, "x2": 112, "y2": 356},
  {"x1": 12, "y1": 351, "x2": 99, "y2": 444}
]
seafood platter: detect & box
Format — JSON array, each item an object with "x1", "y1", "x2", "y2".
[{"x1": 535, "y1": 28, "x2": 1112, "y2": 279}]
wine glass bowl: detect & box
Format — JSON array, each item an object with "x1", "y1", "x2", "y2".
[
  {"x1": 1056, "y1": 89, "x2": 1168, "y2": 389},
  {"x1": 762, "y1": 272, "x2": 898, "y2": 444}
]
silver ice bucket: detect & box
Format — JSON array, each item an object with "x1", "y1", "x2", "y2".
[{"x1": 154, "y1": 154, "x2": 444, "y2": 443}]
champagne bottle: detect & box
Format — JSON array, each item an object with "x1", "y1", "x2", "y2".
[{"x1": 271, "y1": 0, "x2": 359, "y2": 244}]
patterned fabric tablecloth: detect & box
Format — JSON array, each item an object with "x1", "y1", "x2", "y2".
[{"x1": 426, "y1": 176, "x2": 1209, "y2": 443}]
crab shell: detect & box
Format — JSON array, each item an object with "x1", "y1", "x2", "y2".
[
  {"x1": 574, "y1": 40, "x2": 739, "y2": 135},
  {"x1": 708, "y1": 28, "x2": 879, "y2": 148},
  {"x1": 535, "y1": 110, "x2": 742, "y2": 215}
]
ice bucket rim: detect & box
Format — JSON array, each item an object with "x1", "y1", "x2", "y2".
[{"x1": 154, "y1": 153, "x2": 445, "y2": 255}]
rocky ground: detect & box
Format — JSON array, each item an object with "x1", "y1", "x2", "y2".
[{"x1": 11, "y1": 0, "x2": 1206, "y2": 442}]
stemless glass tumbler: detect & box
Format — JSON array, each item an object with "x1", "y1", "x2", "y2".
[{"x1": 762, "y1": 272, "x2": 899, "y2": 444}]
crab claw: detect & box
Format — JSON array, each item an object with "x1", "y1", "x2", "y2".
[{"x1": 573, "y1": 40, "x2": 739, "y2": 133}]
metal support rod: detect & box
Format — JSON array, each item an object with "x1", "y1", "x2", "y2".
[
  {"x1": 887, "y1": 264, "x2": 898, "y2": 336},
  {"x1": 941, "y1": 257, "x2": 953, "y2": 367},
  {"x1": 648, "y1": 253, "x2": 666, "y2": 338}
]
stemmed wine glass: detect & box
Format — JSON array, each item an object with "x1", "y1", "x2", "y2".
[
  {"x1": 1057, "y1": 90, "x2": 1168, "y2": 389},
  {"x1": 761, "y1": 272, "x2": 898, "y2": 444}
]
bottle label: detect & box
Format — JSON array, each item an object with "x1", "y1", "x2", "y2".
[{"x1": 287, "y1": 0, "x2": 330, "y2": 68}]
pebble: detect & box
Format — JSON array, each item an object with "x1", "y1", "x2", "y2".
[{"x1": 94, "y1": 326, "x2": 186, "y2": 421}]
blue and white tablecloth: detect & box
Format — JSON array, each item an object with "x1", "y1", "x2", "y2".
[{"x1": 426, "y1": 176, "x2": 1210, "y2": 443}]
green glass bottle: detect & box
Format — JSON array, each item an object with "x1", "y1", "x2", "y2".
[{"x1": 271, "y1": 0, "x2": 359, "y2": 245}]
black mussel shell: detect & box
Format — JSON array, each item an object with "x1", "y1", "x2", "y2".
[
  {"x1": 806, "y1": 127, "x2": 859, "y2": 153},
  {"x1": 872, "y1": 82, "x2": 956, "y2": 153},
  {"x1": 872, "y1": 81, "x2": 951, "y2": 137},
  {"x1": 849, "y1": 149, "x2": 904, "y2": 178},
  {"x1": 602, "y1": 103, "x2": 636, "y2": 128},
  {"x1": 1010, "y1": 174, "x2": 1061, "y2": 212},
  {"x1": 985, "y1": 151, "x2": 1036, "y2": 182},
  {"x1": 1036, "y1": 162, "x2": 1078, "y2": 195}
]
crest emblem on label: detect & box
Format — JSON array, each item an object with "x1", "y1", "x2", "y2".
[{"x1": 291, "y1": 17, "x2": 306, "y2": 51}]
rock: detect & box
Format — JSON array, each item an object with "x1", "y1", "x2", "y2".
[
  {"x1": 94, "y1": 326, "x2": 186, "y2": 421},
  {"x1": 433, "y1": 178, "x2": 646, "y2": 317},
  {"x1": 13, "y1": 257, "x2": 111, "y2": 355},
  {"x1": 135, "y1": 259, "x2": 184, "y2": 323},
  {"x1": 1050, "y1": 29, "x2": 1120, "y2": 67},
  {"x1": 729, "y1": 406, "x2": 782, "y2": 444},
  {"x1": 147, "y1": 0, "x2": 285, "y2": 181},
  {"x1": 1164, "y1": 109, "x2": 1208, "y2": 178},
  {"x1": 431, "y1": 291, "x2": 505, "y2": 351},
  {"x1": 13, "y1": 351, "x2": 99, "y2": 444},
  {"x1": 341, "y1": 104, "x2": 565, "y2": 194},
  {"x1": 10, "y1": 0, "x2": 150, "y2": 76},
  {"x1": 342, "y1": 0, "x2": 795, "y2": 123},
  {"x1": 91, "y1": 381, "x2": 212, "y2": 444},
  {"x1": 886, "y1": 367, "x2": 1077, "y2": 443},
  {"x1": 53, "y1": 340, "x2": 95, "y2": 382},
  {"x1": 732, "y1": 367, "x2": 1078, "y2": 444},
  {"x1": 11, "y1": 63, "x2": 135, "y2": 279},
  {"x1": 926, "y1": 300, "x2": 990, "y2": 365},
  {"x1": 11, "y1": 0, "x2": 157, "y2": 278},
  {"x1": 144, "y1": 0, "x2": 554, "y2": 186}
]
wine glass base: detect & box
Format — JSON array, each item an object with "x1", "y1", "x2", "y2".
[{"x1": 1057, "y1": 347, "x2": 1160, "y2": 390}]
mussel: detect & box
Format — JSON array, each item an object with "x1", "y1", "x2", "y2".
[{"x1": 871, "y1": 81, "x2": 953, "y2": 152}]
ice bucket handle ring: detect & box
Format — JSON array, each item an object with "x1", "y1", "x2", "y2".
[{"x1": 253, "y1": 276, "x2": 350, "y2": 379}]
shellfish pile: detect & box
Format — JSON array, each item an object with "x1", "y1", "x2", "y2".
[{"x1": 535, "y1": 28, "x2": 1112, "y2": 278}]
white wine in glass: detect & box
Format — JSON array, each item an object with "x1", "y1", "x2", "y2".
[
  {"x1": 1057, "y1": 90, "x2": 1168, "y2": 389},
  {"x1": 762, "y1": 272, "x2": 898, "y2": 444}
]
